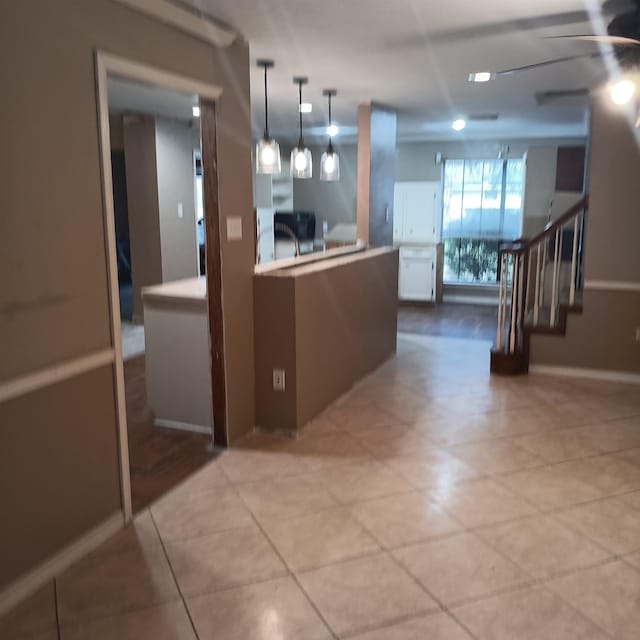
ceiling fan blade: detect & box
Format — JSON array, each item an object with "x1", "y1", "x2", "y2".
[
  {"x1": 545, "y1": 34, "x2": 640, "y2": 45},
  {"x1": 425, "y1": 10, "x2": 591, "y2": 44},
  {"x1": 497, "y1": 52, "x2": 604, "y2": 75}
]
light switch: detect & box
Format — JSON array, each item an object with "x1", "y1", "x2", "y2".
[
  {"x1": 226, "y1": 216, "x2": 243, "y2": 240},
  {"x1": 177, "y1": 202, "x2": 184, "y2": 218}
]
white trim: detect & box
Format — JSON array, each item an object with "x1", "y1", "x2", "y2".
[
  {"x1": 97, "y1": 52, "x2": 223, "y2": 102},
  {"x1": 95, "y1": 52, "x2": 225, "y2": 523},
  {"x1": 0, "y1": 512, "x2": 124, "y2": 617},
  {"x1": 584, "y1": 280, "x2": 640, "y2": 293},
  {"x1": 0, "y1": 350, "x2": 115, "y2": 404},
  {"x1": 443, "y1": 295, "x2": 499, "y2": 306},
  {"x1": 112, "y1": 0, "x2": 237, "y2": 48},
  {"x1": 529, "y1": 364, "x2": 640, "y2": 385},
  {"x1": 154, "y1": 418, "x2": 212, "y2": 435}
]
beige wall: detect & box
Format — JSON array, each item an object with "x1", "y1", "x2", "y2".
[
  {"x1": 123, "y1": 116, "x2": 163, "y2": 321},
  {"x1": 530, "y1": 91, "x2": 640, "y2": 373},
  {"x1": 155, "y1": 118, "x2": 200, "y2": 283},
  {"x1": 0, "y1": 0, "x2": 255, "y2": 591},
  {"x1": 254, "y1": 249, "x2": 399, "y2": 432}
]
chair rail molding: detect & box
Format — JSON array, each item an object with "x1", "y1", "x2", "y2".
[
  {"x1": 112, "y1": 0, "x2": 237, "y2": 48},
  {"x1": 583, "y1": 280, "x2": 640, "y2": 292},
  {"x1": 0, "y1": 349, "x2": 115, "y2": 404}
]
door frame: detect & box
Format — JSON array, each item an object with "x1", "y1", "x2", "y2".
[{"x1": 94, "y1": 51, "x2": 224, "y2": 521}]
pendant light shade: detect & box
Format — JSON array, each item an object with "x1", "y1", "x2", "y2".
[
  {"x1": 256, "y1": 59, "x2": 281, "y2": 175},
  {"x1": 320, "y1": 89, "x2": 340, "y2": 182},
  {"x1": 290, "y1": 77, "x2": 312, "y2": 179}
]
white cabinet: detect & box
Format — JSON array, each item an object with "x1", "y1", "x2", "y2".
[
  {"x1": 394, "y1": 181, "x2": 440, "y2": 243},
  {"x1": 398, "y1": 246, "x2": 435, "y2": 301}
]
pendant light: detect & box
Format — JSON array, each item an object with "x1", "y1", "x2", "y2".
[
  {"x1": 256, "y1": 59, "x2": 281, "y2": 174},
  {"x1": 320, "y1": 89, "x2": 340, "y2": 182},
  {"x1": 291, "y1": 76, "x2": 312, "y2": 179}
]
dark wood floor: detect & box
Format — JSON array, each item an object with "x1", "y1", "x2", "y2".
[
  {"x1": 398, "y1": 302, "x2": 498, "y2": 341},
  {"x1": 124, "y1": 355, "x2": 217, "y2": 513}
]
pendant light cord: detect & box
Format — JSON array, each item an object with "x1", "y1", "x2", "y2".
[
  {"x1": 298, "y1": 80, "x2": 304, "y2": 147},
  {"x1": 327, "y1": 92, "x2": 334, "y2": 153},
  {"x1": 264, "y1": 64, "x2": 269, "y2": 139}
]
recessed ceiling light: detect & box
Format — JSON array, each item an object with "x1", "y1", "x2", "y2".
[
  {"x1": 192, "y1": 105, "x2": 201, "y2": 117},
  {"x1": 327, "y1": 123, "x2": 339, "y2": 137},
  {"x1": 610, "y1": 79, "x2": 635, "y2": 105},
  {"x1": 299, "y1": 102, "x2": 312, "y2": 113},
  {"x1": 452, "y1": 118, "x2": 466, "y2": 131},
  {"x1": 468, "y1": 72, "x2": 493, "y2": 83}
]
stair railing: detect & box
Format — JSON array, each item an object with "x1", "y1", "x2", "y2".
[{"x1": 495, "y1": 196, "x2": 589, "y2": 356}]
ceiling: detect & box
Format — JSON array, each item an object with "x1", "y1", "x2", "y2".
[{"x1": 180, "y1": 1, "x2": 620, "y2": 141}]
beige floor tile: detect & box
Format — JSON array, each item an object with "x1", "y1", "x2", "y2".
[
  {"x1": 324, "y1": 404, "x2": 400, "y2": 433},
  {"x1": 235, "y1": 474, "x2": 337, "y2": 523},
  {"x1": 394, "y1": 532, "x2": 530, "y2": 606},
  {"x1": 287, "y1": 432, "x2": 372, "y2": 471},
  {"x1": 447, "y1": 440, "x2": 545, "y2": 474},
  {"x1": 299, "y1": 412, "x2": 342, "y2": 439},
  {"x1": 187, "y1": 577, "x2": 332, "y2": 640},
  {"x1": 454, "y1": 586, "x2": 609, "y2": 639},
  {"x1": 351, "y1": 491, "x2": 462, "y2": 549},
  {"x1": 218, "y1": 445, "x2": 308, "y2": 483},
  {"x1": 500, "y1": 464, "x2": 604, "y2": 510},
  {"x1": 547, "y1": 560, "x2": 640, "y2": 640},
  {"x1": 353, "y1": 426, "x2": 436, "y2": 459},
  {"x1": 617, "y1": 447, "x2": 640, "y2": 467},
  {"x1": 556, "y1": 496, "x2": 640, "y2": 554},
  {"x1": 151, "y1": 486, "x2": 253, "y2": 542},
  {"x1": 577, "y1": 421, "x2": 640, "y2": 453},
  {"x1": 60, "y1": 601, "x2": 196, "y2": 640},
  {"x1": 170, "y1": 460, "x2": 229, "y2": 496},
  {"x1": 513, "y1": 428, "x2": 607, "y2": 463},
  {"x1": 349, "y1": 612, "x2": 472, "y2": 639},
  {"x1": 0, "y1": 583, "x2": 57, "y2": 639},
  {"x1": 56, "y1": 545, "x2": 179, "y2": 625},
  {"x1": 309, "y1": 459, "x2": 413, "y2": 504},
  {"x1": 561, "y1": 455, "x2": 640, "y2": 495},
  {"x1": 429, "y1": 478, "x2": 536, "y2": 528},
  {"x1": 262, "y1": 506, "x2": 379, "y2": 571},
  {"x1": 164, "y1": 525, "x2": 287, "y2": 597},
  {"x1": 625, "y1": 550, "x2": 640, "y2": 569},
  {"x1": 479, "y1": 515, "x2": 610, "y2": 579},
  {"x1": 298, "y1": 553, "x2": 437, "y2": 635},
  {"x1": 619, "y1": 490, "x2": 640, "y2": 511},
  {"x1": 91, "y1": 509, "x2": 160, "y2": 558},
  {"x1": 385, "y1": 449, "x2": 481, "y2": 491}
]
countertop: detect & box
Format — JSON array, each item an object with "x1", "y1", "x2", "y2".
[{"x1": 142, "y1": 277, "x2": 207, "y2": 309}]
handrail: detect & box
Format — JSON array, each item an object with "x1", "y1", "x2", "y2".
[
  {"x1": 493, "y1": 194, "x2": 588, "y2": 359},
  {"x1": 500, "y1": 196, "x2": 589, "y2": 255}
]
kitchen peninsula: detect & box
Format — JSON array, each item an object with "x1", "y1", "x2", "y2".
[{"x1": 254, "y1": 246, "x2": 399, "y2": 432}]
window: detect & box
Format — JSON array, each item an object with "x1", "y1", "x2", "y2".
[{"x1": 442, "y1": 158, "x2": 524, "y2": 283}]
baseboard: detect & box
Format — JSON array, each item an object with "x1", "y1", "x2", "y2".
[
  {"x1": 154, "y1": 418, "x2": 212, "y2": 435},
  {"x1": 443, "y1": 295, "x2": 499, "y2": 306},
  {"x1": 0, "y1": 511, "x2": 124, "y2": 617},
  {"x1": 529, "y1": 364, "x2": 640, "y2": 385}
]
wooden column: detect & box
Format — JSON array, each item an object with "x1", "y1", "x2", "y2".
[{"x1": 200, "y1": 98, "x2": 228, "y2": 447}]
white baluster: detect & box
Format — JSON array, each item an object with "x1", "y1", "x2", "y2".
[
  {"x1": 496, "y1": 254, "x2": 504, "y2": 350},
  {"x1": 517, "y1": 253, "x2": 525, "y2": 341},
  {"x1": 539, "y1": 238, "x2": 547, "y2": 319},
  {"x1": 509, "y1": 254, "x2": 519, "y2": 354},
  {"x1": 522, "y1": 249, "x2": 533, "y2": 316},
  {"x1": 569, "y1": 213, "x2": 579, "y2": 306},
  {"x1": 550, "y1": 229, "x2": 561, "y2": 327},
  {"x1": 533, "y1": 243, "x2": 541, "y2": 325}
]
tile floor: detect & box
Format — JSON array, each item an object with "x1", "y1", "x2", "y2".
[{"x1": 3, "y1": 333, "x2": 640, "y2": 639}]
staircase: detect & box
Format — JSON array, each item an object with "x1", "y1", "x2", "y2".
[{"x1": 490, "y1": 196, "x2": 588, "y2": 374}]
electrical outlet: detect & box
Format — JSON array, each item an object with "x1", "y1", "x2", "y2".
[
  {"x1": 272, "y1": 368, "x2": 285, "y2": 392},
  {"x1": 635, "y1": 327, "x2": 640, "y2": 342}
]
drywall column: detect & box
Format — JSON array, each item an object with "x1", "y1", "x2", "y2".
[
  {"x1": 356, "y1": 103, "x2": 397, "y2": 246},
  {"x1": 529, "y1": 89, "x2": 640, "y2": 374},
  {"x1": 123, "y1": 116, "x2": 163, "y2": 322}
]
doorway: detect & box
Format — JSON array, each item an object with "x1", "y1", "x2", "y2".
[{"x1": 95, "y1": 53, "x2": 227, "y2": 518}]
